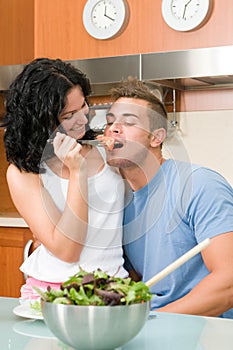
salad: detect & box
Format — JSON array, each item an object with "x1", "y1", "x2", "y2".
[{"x1": 33, "y1": 268, "x2": 152, "y2": 306}]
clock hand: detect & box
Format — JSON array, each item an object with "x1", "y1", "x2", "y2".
[
  {"x1": 104, "y1": 6, "x2": 115, "y2": 21},
  {"x1": 104, "y1": 13, "x2": 114, "y2": 21},
  {"x1": 182, "y1": 0, "x2": 192, "y2": 19},
  {"x1": 182, "y1": 6, "x2": 187, "y2": 19}
]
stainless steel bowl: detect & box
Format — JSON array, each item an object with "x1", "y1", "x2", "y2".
[{"x1": 41, "y1": 300, "x2": 150, "y2": 350}]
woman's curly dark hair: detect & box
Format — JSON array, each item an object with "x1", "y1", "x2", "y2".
[{"x1": 3, "y1": 58, "x2": 92, "y2": 173}]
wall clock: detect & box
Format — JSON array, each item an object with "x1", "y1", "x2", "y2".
[
  {"x1": 83, "y1": 0, "x2": 129, "y2": 40},
  {"x1": 161, "y1": 0, "x2": 213, "y2": 32}
]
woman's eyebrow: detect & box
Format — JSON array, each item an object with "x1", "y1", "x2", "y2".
[
  {"x1": 60, "y1": 101, "x2": 86, "y2": 117},
  {"x1": 60, "y1": 109, "x2": 77, "y2": 117}
]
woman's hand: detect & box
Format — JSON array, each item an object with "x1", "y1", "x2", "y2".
[{"x1": 53, "y1": 132, "x2": 85, "y2": 172}]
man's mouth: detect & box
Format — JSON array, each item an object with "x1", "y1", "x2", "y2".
[
  {"x1": 96, "y1": 135, "x2": 124, "y2": 150},
  {"x1": 113, "y1": 141, "x2": 123, "y2": 149}
]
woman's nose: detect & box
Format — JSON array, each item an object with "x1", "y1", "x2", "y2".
[
  {"x1": 81, "y1": 113, "x2": 88, "y2": 125},
  {"x1": 74, "y1": 110, "x2": 88, "y2": 125},
  {"x1": 84, "y1": 102, "x2": 89, "y2": 115}
]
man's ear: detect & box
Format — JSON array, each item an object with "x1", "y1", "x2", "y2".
[{"x1": 150, "y1": 128, "x2": 166, "y2": 147}]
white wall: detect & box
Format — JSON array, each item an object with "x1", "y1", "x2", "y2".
[
  {"x1": 163, "y1": 110, "x2": 233, "y2": 186},
  {"x1": 89, "y1": 107, "x2": 233, "y2": 186}
]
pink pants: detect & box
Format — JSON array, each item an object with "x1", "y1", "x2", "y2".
[{"x1": 20, "y1": 277, "x2": 62, "y2": 303}]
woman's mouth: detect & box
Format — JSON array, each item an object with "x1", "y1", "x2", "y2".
[{"x1": 71, "y1": 126, "x2": 85, "y2": 132}]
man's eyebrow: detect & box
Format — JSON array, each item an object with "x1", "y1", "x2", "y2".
[
  {"x1": 106, "y1": 112, "x2": 114, "y2": 117},
  {"x1": 106, "y1": 112, "x2": 139, "y2": 118},
  {"x1": 122, "y1": 113, "x2": 139, "y2": 118}
]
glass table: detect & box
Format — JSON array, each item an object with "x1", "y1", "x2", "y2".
[{"x1": 1, "y1": 297, "x2": 233, "y2": 349}]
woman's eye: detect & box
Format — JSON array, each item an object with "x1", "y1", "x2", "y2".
[
  {"x1": 63, "y1": 112, "x2": 76, "y2": 120},
  {"x1": 65, "y1": 115, "x2": 72, "y2": 120}
]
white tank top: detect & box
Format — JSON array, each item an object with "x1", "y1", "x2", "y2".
[{"x1": 20, "y1": 149, "x2": 128, "y2": 281}]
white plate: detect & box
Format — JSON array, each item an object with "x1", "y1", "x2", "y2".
[
  {"x1": 13, "y1": 303, "x2": 44, "y2": 320},
  {"x1": 13, "y1": 319, "x2": 55, "y2": 339}
]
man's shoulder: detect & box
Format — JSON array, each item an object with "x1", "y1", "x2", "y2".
[{"x1": 165, "y1": 159, "x2": 231, "y2": 188}]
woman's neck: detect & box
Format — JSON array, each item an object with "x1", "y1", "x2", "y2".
[{"x1": 45, "y1": 145, "x2": 105, "y2": 179}]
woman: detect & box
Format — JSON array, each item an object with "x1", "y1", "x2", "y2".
[{"x1": 3, "y1": 58, "x2": 127, "y2": 301}]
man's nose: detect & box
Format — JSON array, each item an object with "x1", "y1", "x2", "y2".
[{"x1": 109, "y1": 122, "x2": 122, "y2": 134}]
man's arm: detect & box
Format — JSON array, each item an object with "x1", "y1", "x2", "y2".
[{"x1": 156, "y1": 231, "x2": 233, "y2": 316}]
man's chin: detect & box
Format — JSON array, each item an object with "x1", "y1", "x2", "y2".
[{"x1": 106, "y1": 158, "x2": 135, "y2": 169}]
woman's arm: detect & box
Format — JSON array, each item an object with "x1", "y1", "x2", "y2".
[
  {"x1": 7, "y1": 134, "x2": 88, "y2": 263},
  {"x1": 157, "y1": 232, "x2": 233, "y2": 317}
]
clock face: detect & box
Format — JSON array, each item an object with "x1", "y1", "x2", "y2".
[
  {"x1": 162, "y1": 0, "x2": 212, "y2": 32},
  {"x1": 171, "y1": 0, "x2": 200, "y2": 20},
  {"x1": 83, "y1": 0, "x2": 129, "y2": 40},
  {"x1": 92, "y1": 1, "x2": 117, "y2": 29}
]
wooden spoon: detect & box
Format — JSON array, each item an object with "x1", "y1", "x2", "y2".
[{"x1": 145, "y1": 238, "x2": 210, "y2": 287}]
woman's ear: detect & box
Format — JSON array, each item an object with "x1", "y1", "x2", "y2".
[{"x1": 150, "y1": 128, "x2": 166, "y2": 147}]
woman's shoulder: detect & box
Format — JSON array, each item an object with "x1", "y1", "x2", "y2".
[
  {"x1": 7, "y1": 164, "x2": 41, "y2": 189},
  {"x1": 7, "y1": 163, "x2": 23, "y2": 181}
]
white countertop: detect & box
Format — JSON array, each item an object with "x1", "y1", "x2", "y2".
[{"x1": 0, "y1": 213, "x2": 28, "y2": 227}]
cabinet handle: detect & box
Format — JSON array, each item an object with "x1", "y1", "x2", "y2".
[{"x1": 23, "y1": 239, "x2": 33, "y2": 280}]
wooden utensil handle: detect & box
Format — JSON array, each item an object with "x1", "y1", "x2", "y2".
[{"x1": 145, "y1": 238, "x2": 211, "y2": 288}]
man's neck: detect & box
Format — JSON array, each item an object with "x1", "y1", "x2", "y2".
[{"x1": 120, "y1": 151, "x2": 165, "y2": 191}]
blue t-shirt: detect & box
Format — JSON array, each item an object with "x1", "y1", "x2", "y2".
[{"x1": 123, "y1": 159, "x2": 233, "y2": 318}]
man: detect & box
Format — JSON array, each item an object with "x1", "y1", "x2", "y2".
[{"x1": 104, "y1": 78, "x2": 233, "y2": 318}]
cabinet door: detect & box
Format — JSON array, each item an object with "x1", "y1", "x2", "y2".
[{"x1": 0, "y1": 227, "x2": 33, "y2": 297}]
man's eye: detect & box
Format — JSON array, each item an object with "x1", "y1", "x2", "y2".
[
  {"x1": 122, "y1": 119, "x2": 136, "y2": 126},
  {"x1": 124, "y1": 121, "x2": 135, "y2": 126},
  {"x1": 106, "y1": 118, "x2": 114, "y2": 125},
  {"x1": 106, "y1": 118, "x2": 136, "y2": 126}
]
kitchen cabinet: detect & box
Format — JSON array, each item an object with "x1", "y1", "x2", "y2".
[
  {"x1": 0, "y1": 124, "x2": 18, "y2": 213},
  {"x1": 1, "y1": 1, "x2": 233, "y2": 65},
  {"x1": 0, "y1": 0, "x2": 34, "y2": 66},
  {"x1": 0, "y1": 227, "x2": 33, "y2": 297}
]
